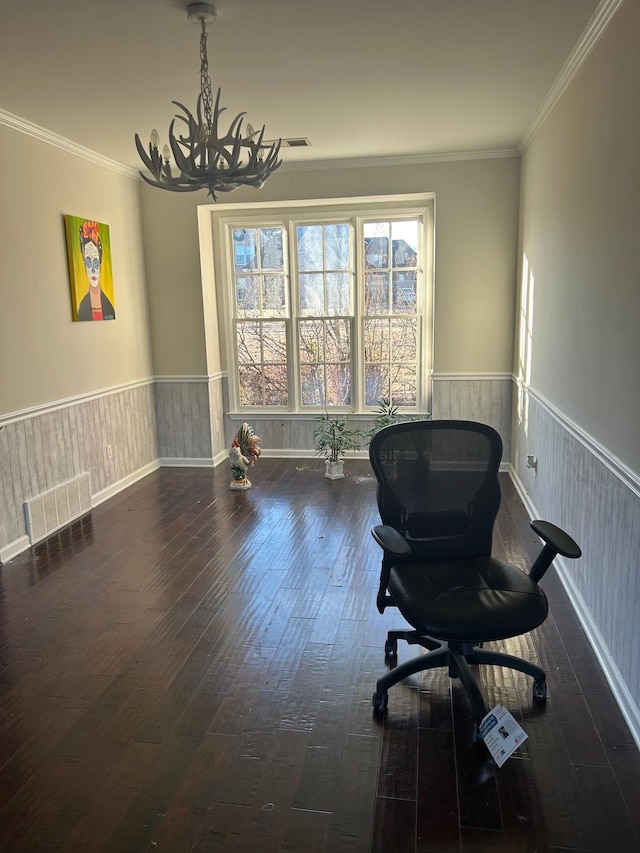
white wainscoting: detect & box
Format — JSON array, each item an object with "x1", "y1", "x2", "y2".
[
  {"x1": 220, "y1": 373, "x2": 514, "y2": 460},
  {"x1": 431, "y1": 373, "x2": 513, "y2": 461},
  {"x1": 154, "y1": 374, "x2": 230, "y2": 467},
  {"x1": 4, "y1": 369, "x2": 636, "y2": 746},
  {"x1": 154, "y1": 376, "x2": 212, "y2": 465},
  {"x1": 0, "y1": 381, "x2": 159, "y2": 563},
  {"x1": 511, "y1": 380, "x2": 640, "y2": 749},
  {"x1": 227, "y1": 413, "x2": 319, "y2": 456},
  {"x1": 0, "y1": 372, "x2": 515, "y2": 561}
]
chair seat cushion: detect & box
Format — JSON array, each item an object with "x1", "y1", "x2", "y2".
[{"x1": 388, "y1": 557, "x2": 549, "y2": 643}]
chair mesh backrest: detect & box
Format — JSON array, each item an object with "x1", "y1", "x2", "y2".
[{"x1": 369, "y1": 420, "x2": 503, "y2": 559}]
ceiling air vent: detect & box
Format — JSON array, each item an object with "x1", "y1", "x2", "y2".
[{"x1": 264, "y1": 138, "x2": 311, "y2": 148}]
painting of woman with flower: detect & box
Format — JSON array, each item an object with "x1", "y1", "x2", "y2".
[{"x1": 64, "y1": 216, "x2": 116, "y2": 321}]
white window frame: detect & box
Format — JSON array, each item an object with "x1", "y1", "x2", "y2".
[{"x1": 216, "y1": 194, "x2": 435, "y2": 416}]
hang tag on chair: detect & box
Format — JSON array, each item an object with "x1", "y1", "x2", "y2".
[{"x1": 479, "y1": 704, "x2": 528, "y2": 767}]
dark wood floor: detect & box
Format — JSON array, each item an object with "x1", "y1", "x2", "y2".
[{"x1": 0, "y1": 459, "x2": 638, "y2": 852}]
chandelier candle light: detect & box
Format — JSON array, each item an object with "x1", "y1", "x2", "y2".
[{"x1": 135, "y1": 3, "x2": 282, "y2": 199}]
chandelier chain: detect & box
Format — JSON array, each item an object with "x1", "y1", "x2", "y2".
[{"x1": 199, "y1": 20, "x2": 213, "y2": 128}]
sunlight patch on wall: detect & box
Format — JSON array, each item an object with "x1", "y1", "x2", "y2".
[{"x1": 517, "y1": 253, "x2": 535, "y2": 436}]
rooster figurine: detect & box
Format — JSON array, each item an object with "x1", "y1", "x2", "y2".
[{"x1": 228, "y1": 423, "x2": 262, "y2": 490}]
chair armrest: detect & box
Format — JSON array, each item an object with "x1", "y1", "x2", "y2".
[
  {"x1": 529, "y1": 519, "x2": 581, "y2": 582},
  {"x1": 531, "y1": 520, "x2": 582, "y2": 557},
  {"x1": 371, "y1": 525, "x2": 412, "y2": 557}
]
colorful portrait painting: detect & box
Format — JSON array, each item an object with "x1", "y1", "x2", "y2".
[{"x1": 64, "y1": 215, "x2": 116, "y2": 321}]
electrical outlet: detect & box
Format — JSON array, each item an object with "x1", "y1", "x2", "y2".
[
  {"x1": 106, "y1": 443, "x2": 113, "y2": 460},
  {"x1": 526, "y1": 454, "x2": 537, "y2": 471}
]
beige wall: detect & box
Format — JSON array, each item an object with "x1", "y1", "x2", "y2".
[
  {"x1": 512, "y1": 0, "x2": 640, "y2": 742},
  {"x1": 0, "y1": 125, "x2": 153, "y2": 415},
  {"x1": 139, "y1": 189, "x2": 208, "y2": 377},
  {"x1": 140, "y1": 155, "x2": 521, "y2": 379},
  {"x1": 516, "y1": 0, "x2": 640, "y2": 474}
]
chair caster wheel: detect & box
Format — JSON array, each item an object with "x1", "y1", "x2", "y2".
[
  {"x1": 372, "y1": 691, "x2": 388, "y2": 715},
  {"x1": 384, "y1": 638, "x2": 398, "y2": 658},
  {"x1": 532, "y1": 680, "x2": 548, "y2": 702}
]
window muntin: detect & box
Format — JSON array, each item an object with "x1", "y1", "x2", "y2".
[
  {"x1": 236, "y1": 319, "x2": 288, "y2": 406},
  {"x1": 296, "y1": 223, "x2": 353, "y2": 407},
  {"x1": 233, "y1": 227, "x2": 287, "y2": 318},
  {"x1": 233, "y1": 225, "x2": 289, "y2": 406},
  {"x1": 299, "y1": 318, "x2": 352, "y2": 406},
  {"x1": 362, "y1": 220, "x2": 419, "y2": 406},
  {"x1": 226, "y1": 202, "x2": 431, "y2": 413}
]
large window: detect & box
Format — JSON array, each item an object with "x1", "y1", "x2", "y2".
[{"x1": 222, "y1": 197, "x2": 433, "y2": 414}]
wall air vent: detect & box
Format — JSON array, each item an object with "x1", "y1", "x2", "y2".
[{"x1": 24, "y1": 473, "x2": 92, "y2": 545}]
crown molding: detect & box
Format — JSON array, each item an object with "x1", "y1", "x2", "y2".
[
  {"x1": 0, "y1": 102, "x2": 517, "y2": 179},
  {"x1": 279, "y1": 147, "x2": 519, "y2": 173},
  {"x1": 2, "y1": 3, "x2": 622, "y2": 180},
  {"x1": 0, "y1": 108, "x2": 140, "y2": 180},
  {"x1": 519, "y1": 0, "x2": 624, "y2": 152}
]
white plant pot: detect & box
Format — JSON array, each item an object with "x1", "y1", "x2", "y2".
[{"x1": 325, "y1": 460, "x2": 345, "y2": 480}]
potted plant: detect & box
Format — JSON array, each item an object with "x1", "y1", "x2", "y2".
[
  {"x1": 314, "y1": 413, "x2": 363, "y2": 479},
  {"x1": 369, "y1": 397, "x2": 401, "y2": 436},
  {"x1": 365, "y1": 397, "x2": 422, "y2": 442}
]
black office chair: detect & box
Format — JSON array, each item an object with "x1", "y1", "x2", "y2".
[{"x1": 369, "y1": 420, "x2": 581, "y2": 739}]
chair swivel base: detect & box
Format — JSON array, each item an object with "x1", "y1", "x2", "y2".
[{"x1": 372, "y1": 635, "x2": 548, "y2": 736}]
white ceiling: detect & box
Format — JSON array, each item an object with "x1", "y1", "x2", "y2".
[{"x1": 0, "y1": 0, "x2": 604, "y2": 174}]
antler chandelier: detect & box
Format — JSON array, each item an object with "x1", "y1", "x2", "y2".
[{"x1": 135, "y1": 3, "x2": 282, "y2": 200}]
